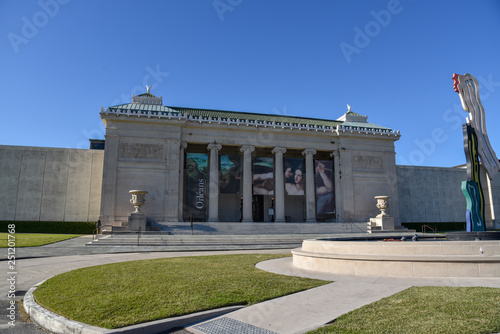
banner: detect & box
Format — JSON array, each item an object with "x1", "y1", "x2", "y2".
[
  {"x1": 315, "y1": 160, "x2": 335, "y2": 216},
  {"x1": 253, "y1": 157, "x2": 274, "y2": 195},
  {"x1": 220, "y1": 155, "x2": 241, "y2": 194},
  {"x1": 185, "y1": 153, "x2": 208, "y2": 219},
  {"x1": 284, "y1": 158, "x2": 305, "y2": 195}
]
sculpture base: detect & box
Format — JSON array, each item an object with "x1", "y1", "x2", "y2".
[{"x1": 128, "y1": 212, "x2": 146, "y2": 232}]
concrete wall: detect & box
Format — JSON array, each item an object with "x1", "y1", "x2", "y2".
[
  {"x1": 397, "y1": 166, "x2": 466, "y2": 223},
  {"x1": 0, "y1": 146, "x2": 104, "y2": 222},
  {"x1": 396, "y1": 165, "x2": 500, "y2": 228}
]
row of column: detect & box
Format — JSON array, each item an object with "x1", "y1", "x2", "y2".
[{"x1": 180, "y1": 142, "x2": 322, "y2": 222}]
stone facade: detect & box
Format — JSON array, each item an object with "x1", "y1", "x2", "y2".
[{"x1": 98, "y1": 91, "x2": 402, "y2": 226}]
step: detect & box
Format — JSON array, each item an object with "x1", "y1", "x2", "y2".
[
  {"x1": 87, "y1": 233, "x2": 341, "y2": 248},
  {"x1": 150, "y1": 222, "x2": 368, "y2": 235}
]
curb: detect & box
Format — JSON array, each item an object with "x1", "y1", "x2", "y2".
[{"x1": 24, "y1": 280, "x2": 244, "y2": 334}]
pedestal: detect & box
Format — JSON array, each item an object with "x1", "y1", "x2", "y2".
[
  {"x1": 368, "y1": 195, "x2": 395, "y2": 232},
  {"x1": 128, "y1": 212, "x2": 146, "y2": 231},
  {"x1": 370, "y1": 214, "x2": 395, "y2": 230}
]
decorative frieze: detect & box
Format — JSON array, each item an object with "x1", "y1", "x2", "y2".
[
  {"x1": 353, "y1": 155, "x2": 383, "y2": 170},
  {"x1": 336, "y1": 125, "x2": 400, "y2": 137},
  {"x1": 119, "y1": 143, "x2": 164, "y2": 160}
]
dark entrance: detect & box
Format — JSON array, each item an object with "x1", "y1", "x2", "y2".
[{"x1": 252, "y1": 195, "x2": 264, "y2": 222}]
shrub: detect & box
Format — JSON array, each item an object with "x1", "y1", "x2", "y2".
[{"x1": 0, "y1": 221, "x2": 94, "y2": 234}]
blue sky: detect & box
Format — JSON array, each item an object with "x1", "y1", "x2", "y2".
[{"x1": 1, "y1": 0, "x2": 500, "y2": 167}]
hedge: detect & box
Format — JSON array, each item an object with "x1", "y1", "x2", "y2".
[
  {"x1": 402, "y1": 222, "x2": 466, "y2": 233},
  {"x1": 0, "y1": 221, "x2": 95, "y2": 234}
]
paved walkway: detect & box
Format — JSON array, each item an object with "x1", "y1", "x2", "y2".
[{"x1": 3, "y1": 236, "x2": 500, "y2": 334}]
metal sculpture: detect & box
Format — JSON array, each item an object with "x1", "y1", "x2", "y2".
[{"x1": 453, "y1": 73, "x2": 500, "y2": 231}]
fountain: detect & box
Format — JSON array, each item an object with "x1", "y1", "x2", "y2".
[{"x1": 292, "y1": 238, "x2": 500, "y2": 278}]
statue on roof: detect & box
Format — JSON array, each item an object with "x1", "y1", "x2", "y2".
[
  {"x1": 146, "y1": 85, "x2": 151, "y2": 93},
  {"x1": 347, "y1": 104, "x2": 352, "y2": 112}
]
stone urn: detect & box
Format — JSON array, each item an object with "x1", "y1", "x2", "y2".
[
  {"x1": 129, "y1": 190, "x2": 148, "y2": 213},
  {"x1": 375, "y1": 196, "x2": 390, "y2": 216}
]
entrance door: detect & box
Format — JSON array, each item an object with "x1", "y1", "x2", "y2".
[{"x1": 252, "y1": 195, "x2": 264, "y2": 222}]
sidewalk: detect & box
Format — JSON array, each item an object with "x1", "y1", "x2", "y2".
[{"x1": 5, "y1": 236, "x2": 500, "y2": 334}]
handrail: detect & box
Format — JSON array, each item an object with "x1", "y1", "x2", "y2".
[
  {"x1": 93, "y1": 225, "x2": 114, "y2": 240},
  {"x1": 422, "y1": 224, "x2": 436, "y2": 234},
  {"x1": 337, "y1": 215, "x2": 366, "y2": 233},
  {"x1": 136, "y1": 227, "x2": 141, "y2": 246},
  {"x1": 101, "y1": 225, "x2": 114, "y2": 236}
]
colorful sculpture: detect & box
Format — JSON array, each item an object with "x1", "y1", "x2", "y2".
[{"x1": 453, "y1": 73, "x2": 500, "y2": 231}]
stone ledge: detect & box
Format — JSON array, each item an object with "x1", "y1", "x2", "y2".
[
  {"x1": 24, "y1": 280, "x2": 244, "y2": 334},
  {"x1": 292, "y1": 240, "x2": 500, "y2": 277},
  {"x1": 292, "y1": 248, "x2": 500, "y2": 263}
]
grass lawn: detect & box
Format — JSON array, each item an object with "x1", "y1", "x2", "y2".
[
  {"x1": 307, "y1": 286, "x2": 500, "y2": 334},
  {"x1": 0, "y1": 233, "x2": 81, "y2": 247},
  {"x1": 33, "y1": 254, "x2": 330, "y2": 329}
]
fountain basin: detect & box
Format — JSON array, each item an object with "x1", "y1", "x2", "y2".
[{"x1": 292, "y1": 239, "x2": 500, "y2": 278}]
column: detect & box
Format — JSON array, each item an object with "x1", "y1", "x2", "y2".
[
  {"x1": 207, "y1": 143, "x2": 222, "y2": 222},
  {"x1": 240, "y1": 145, "x2": 255, "y2": 222},
  {"x1": 332, "y1": 150, "x2": 343, "y2": 220},
  {"x1": 302, "y1": 148, "x2": 317, "y2": 222},
  {"x1": 272, "y1": 147, "x2": 287, "y2": 222},
  {"x1": 178, "y1": 141, "x2": 187, "y2": 222},
  {"x1": 99, "y1": 134, "x2": 119, "y2": 225}
]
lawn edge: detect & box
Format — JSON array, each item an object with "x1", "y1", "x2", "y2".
[{"x1": 24, "y1": 279, "x2": 245, "y2": 334}]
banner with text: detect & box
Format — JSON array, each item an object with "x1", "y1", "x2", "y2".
[{"x1": 185, "y1": 153, "x2": 208, "y2": 219}]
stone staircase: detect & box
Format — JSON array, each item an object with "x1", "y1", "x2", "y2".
[
  {"x1": 88, "y1": 234, "x2": 325, "y2": 250},
  {"x1": 147, "y1": 221, "x2": 368, "y2": 235},
  {"x1": 90, "y1": 222, "x2": 371, "y2": 250},
  {"x1": 366, "y1": 219, "x2": 381, "y2": 233},
  {"x1": 366, "y1": 220, "x2": 411, "y2": 234},
  {"x1": 104, "y1": 221, "x2": 368, "y2": 235}
]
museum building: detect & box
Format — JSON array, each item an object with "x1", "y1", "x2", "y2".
[
  {"x1": 1, "y1": 88, "x2": 498, "y2": 230},
  {"x1": 98, "y1": 88, "x2": 402, "y2": 227}
]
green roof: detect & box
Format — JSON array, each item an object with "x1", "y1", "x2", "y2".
[
  {"x1": 346, "y1": 111, "x2": 364, "y2": 117},
  {"x1": 108, "y1": 103, "x2": 176, "y2": 112},
  {"x1": 105, "y1": 103, "x2": 394, "y2": 132},
  {"x1": 169, "y1": 107, "x2": 342, "y2": 127},
  {"x1": 136, "y1": 92, "x2": 160, "y2": 98},
  {"x1": 107, "y1": 103, "x2": 342, "y2": 127},
  {"x1": 340, "y1": 121, "x2": 390, "y2": 130}
]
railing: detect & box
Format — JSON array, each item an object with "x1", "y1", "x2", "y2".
[
  {"x1": 337, "y1": 215, "x2": 366, "y2": 233},
  {"x1": 92, "y1": 229, "x2": 99, "y2": 241},
  {"x1": 422, "y1": 224, "x2": 436, "y2": 234},
  {"x1": 92, "y1": 225, "x2": 114, "y2": 241},
  {"x1": 136, "y1": 227, "x2": 141, "y2": 246}
]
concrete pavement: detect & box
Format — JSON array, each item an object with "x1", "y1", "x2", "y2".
[{"x1": 3, "y1": 235, "x2": 500, "y2": 334}]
